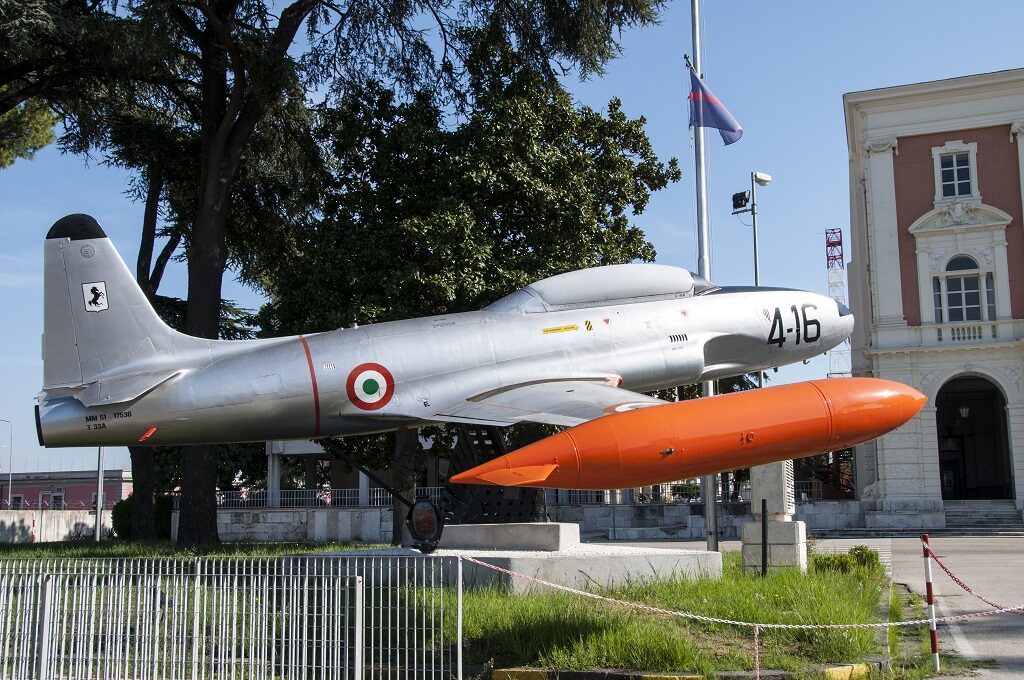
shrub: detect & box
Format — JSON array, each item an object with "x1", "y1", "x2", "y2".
[
  {"x1": 111, "y1": 497, "x2": 132, "y2": 539},
  {"x1": 154, "y1": 495, "x2": 173, "y2": 539},
  {"x1": 849, "y1": 545, "x2": 882, "y2": 573},
  {"x1": 110, "y1": 494, "x2": 173, "y2": 540},
  {"x1": 812, "y1": 553, "x2": 854, "y2": 573}
]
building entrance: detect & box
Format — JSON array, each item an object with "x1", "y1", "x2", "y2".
[{"x1": 935, "y1": 376, "x2": 1013, "y2": 500}]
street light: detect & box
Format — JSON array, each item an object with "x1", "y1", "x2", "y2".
[
  {"x1": 0, "y1": 419, "x2": 11, "y2": 507},
  {"x1": 732, "y1": 171, "x2": 772, "y2": 288}
]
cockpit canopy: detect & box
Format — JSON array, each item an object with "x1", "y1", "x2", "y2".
[{"x1": 486, "y1": 263, "x2": 715, "y2": 313}]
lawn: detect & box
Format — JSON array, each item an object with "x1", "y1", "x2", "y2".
[{"x1": 461, "y1": 550, "x2": 889, "y2": 676}]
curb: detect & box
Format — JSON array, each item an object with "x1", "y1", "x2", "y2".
[{"x1": 490, "y1": 659, "x2": 887, "y2": 679}]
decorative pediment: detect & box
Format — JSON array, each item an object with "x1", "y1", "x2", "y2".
[{"x1": 908, "y1": 201, "x2": 1012, "y2": 235}]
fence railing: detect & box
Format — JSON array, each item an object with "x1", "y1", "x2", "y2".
[
  {"x1": 0, "y1": 499, "x2": 118, "y2": 511},
  {"x1": 179, "y1": 487, "x2": 447, "y2": 510},
  {"x1": 0, "y1": 556, "x2": 462, "y2": 680}
]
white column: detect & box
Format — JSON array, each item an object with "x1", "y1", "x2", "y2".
[
  {"x1": 916, "y1": 247, "x2": 934, "y2": 323},
  {"x1": 1005, "y1": 403, "x2": 1024, "y2": 510},
  {"x1": 358, "y1": 471, "x2": 370, "y2": 506},
  {"x1": 864, "y1": 138, "x2": 906, "y2": 327},
  {"x1": 266, "y1": 441, "x2": 281, "y2": 508},
  {"x1": 994, "y1": 233, "x2": 1012, "y2": 320},
  {"x1": 1011, "y1": 122, "x2": 1024, "y2": 224}
]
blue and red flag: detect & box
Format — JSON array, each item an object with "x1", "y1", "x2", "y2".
[{"x1": 688, "y1": 67, "x2": 743, "y2": 146}]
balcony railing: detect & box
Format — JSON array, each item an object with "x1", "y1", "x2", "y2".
[
  {"x1": 935, "y1": 323, "x2": 991, "y2": 343},
  {"x1": 172, "y1": 486, "x2": 446, "y2": 510}
]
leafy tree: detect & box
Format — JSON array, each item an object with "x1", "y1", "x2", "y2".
[
  {"x1": 0, "y1": 96, "x2": 57, "y2": 167},
  {"x1": 255, "y1": 50, "x2": 678, "y2": 542},
  {"x1": 8, "y1": 0, "x2": 667, "y2": 545}
]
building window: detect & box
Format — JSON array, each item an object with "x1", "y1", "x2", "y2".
[
  {"x1": 51, "y1": 493, "x2": 65, "y2": 510},
  {"x1": 940, "y1": 152, "x2": 971, "y2": 198},
  {"x1": 11, "y1": 495, "x2": 24, "y2": 510},
  {"x1": 932, "y1": 255, "x2": 996, "y2": 323},
  {"x1": 931, "y1": 140, "x2": 979, "y2": 205}
]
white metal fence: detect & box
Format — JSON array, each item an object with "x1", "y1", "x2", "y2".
[
  {"x1": 179, "y1": 487, "x2": 447, "y2": 509},
  {"x1": 0, "y1": 556, "x2": 462, "y2": 680}
]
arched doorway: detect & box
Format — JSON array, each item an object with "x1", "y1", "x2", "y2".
[{"x1": 935, "y1": 375, "x2": 1013, "y2": 500}]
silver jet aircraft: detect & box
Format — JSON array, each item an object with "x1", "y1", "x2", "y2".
[{"x1": 36, "y1": 214, "x2": 854, "y2": 447}]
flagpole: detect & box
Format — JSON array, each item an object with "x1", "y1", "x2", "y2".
[{"x1": 690, "y1": 0, "x2": 719, "y2": 552}]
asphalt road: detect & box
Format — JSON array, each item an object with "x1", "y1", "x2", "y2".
[{"x1": 610, "y1": 536, "x2": 1024, "y2": 678}]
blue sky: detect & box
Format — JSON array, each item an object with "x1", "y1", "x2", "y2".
[{"x1": 2, "y1": 0, "x2": 1024, "y2": 475}]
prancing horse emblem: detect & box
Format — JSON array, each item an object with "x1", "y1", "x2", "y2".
[{"x1": 82, "y1": 281, "x2": 108, "y2": 312}]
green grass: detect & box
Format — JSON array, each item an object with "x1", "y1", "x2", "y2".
[
  {"x1": 882, "y1": 586, "x2": 987, "y2": 679},
  {"x1": 461, "y1": 550, "x2": 888, "y2": 676},
  {"x1": 0, "y1": 540, "x2": 386, "y2": 559}
]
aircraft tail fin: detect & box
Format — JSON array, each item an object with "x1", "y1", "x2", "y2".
[{"x1": 42, "y1": 214, "x2": 197, "y2": 389}]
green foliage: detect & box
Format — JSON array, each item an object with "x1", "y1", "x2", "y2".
[
  {"x1": 811, "y1": 546, "x2": 882, "y2": 576},
  {"x1": 460, "y1": 550, "x2": 886, "y2": 672},
  {"x1": 848, "y1": 544, "x2": 882, "y2": 573},
  {"x1": 256, "y1": 55, "x2": 679, "y2": 336},
  {"x1": 0, "y1": 96, "x2": 56, "y2": 167},
  {"x1": 110, "y1": 494, "x2": 173, "y2": 540},
  {"x1": 811, "y1": 552, "x2": 855, "y2": 574},
  {"x1": 111, "y1": 497, "x2": 132, "y2": 539},
  {"x1": 154, "y1": 495, "x2": 174, "y2": 540}
]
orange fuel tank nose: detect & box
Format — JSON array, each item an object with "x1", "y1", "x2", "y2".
[
  {"x1": 448, "y1": 431, "x2": 580, "y2": 487},
  {"x1": 811, "y1": 378, "x2": 927, "y2": 449}
]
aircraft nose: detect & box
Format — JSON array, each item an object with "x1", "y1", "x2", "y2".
[{"x1": 835, "y1": 298, "x2": 854, "y2": 338}]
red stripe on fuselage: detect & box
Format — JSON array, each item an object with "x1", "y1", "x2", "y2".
[{"x1": 299, "y1": 335, "x2": 321, "y2": 437}]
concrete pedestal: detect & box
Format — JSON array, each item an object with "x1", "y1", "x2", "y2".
[
  {"x1": 441, "y1": 522, "x2": 580, "y2": 551},
  {"x1": 430, "y1": 522, "x2": 722, "y2": 592},
  {"x1": 741, "y1": 519, "x2": 808, "y2": 572}
]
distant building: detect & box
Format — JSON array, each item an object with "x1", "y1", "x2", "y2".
[
  {"x1": 1, "y1": 470, "x2": 131, "y2": 510},
  {"x1": 845, "y1": 69, "x2": 1024, "y2": 528}
]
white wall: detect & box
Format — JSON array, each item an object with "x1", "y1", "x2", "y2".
[{"x1": 0, "y1": 510, "x2": 111, "y2": 543}]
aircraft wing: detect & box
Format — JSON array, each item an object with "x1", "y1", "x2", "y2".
[{"x1": 433, "y1": 379, "x2": 668, "y2": 427}]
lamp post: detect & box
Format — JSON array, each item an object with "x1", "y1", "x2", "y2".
[
  {"x1": 95, "y1": 446, "x2": 105, "y2": 542},
  {"x1": 0, "y1": 419, "x2": 11, "y2": 506},
  {"x1": 732, "y1": 170, "x2": 772, "y2": 388}
]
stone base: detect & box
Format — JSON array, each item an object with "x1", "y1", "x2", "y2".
[
  {"x1": 441, "y1": 522, "x2": 580, "y2": 551},
  {"x1": 864, "y1": 510, "x2": 946, "y2": 530},
  {"x1": 454, "y1": 545, "x2": 722, "y2": 594},
  {"x1": 741, "y1": 519, "x2": 807, "y2": 572}
]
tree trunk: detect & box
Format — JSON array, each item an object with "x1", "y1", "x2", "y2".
[
  {"x1": 130, "y1": 165, "x2": 164, "y2": 541},
  {"x1": 391, "y1": 428, "x2": 424, "y2": 546},
  {"x1": 176, "y1": 197, "x2": 228, "y2": 546},
  {"x1": 128, "y1": 447, "x2": 156, "y2": 540}
]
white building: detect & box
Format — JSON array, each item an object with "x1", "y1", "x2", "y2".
[{"x1": 845, "y1": 69, "x2": 1024, "y2": 529}]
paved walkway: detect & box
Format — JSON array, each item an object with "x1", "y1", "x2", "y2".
[{"x1": 613, "y1": 536, "x2": 1024, "y2": 677}]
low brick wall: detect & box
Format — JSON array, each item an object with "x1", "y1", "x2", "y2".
[
  {"x1": 171, "y1": 508, "x2": 394, "y2": 543},
  {"x1": 0, "y1": 510, "x2": 111, "y2": 543}
]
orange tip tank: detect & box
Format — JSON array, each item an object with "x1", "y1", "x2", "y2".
[{"x1": 449, "y1": 377, "x2": 926, "y2": 490}]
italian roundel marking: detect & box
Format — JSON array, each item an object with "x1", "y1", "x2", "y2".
[
  {"x1": 604, "y1": 402, "x2": 661, "y2": 415},
  {"x1": 346, "y1": 362, "x2": 395, "y2": 411}
]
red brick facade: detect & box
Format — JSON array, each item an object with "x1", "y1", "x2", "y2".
[{"x1": 893, "y1": 124, "x2": 1024, "y2": 325}]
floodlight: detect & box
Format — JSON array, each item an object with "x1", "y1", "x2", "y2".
[
  {"x1": 732, "y1": 190, "x2": 750, "y2": 211},
  {"x1": 753, "y1": 171, "x2": 772, "y2": 187}
]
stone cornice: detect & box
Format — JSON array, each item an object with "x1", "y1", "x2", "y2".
[
  {"x1": 908, "y1": 201, "x2": 1012, "y2": 235},
  {"x1": 864, "y1": 137, "x2": 898, "y2": 154},
  {"x1": 864, "y1": 338, "x2": 1024, "y2": 356}
]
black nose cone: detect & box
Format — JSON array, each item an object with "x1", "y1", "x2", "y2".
[{"x1": 47, "y1": 214, "x2": 107, "y2": 241}]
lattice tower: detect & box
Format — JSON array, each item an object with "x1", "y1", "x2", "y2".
[{"x1": 826, "y1": 228, "x2": 851, "y2": 376}]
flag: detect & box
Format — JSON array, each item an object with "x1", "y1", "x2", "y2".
[{"x1": 688, "y1": 67, "x2": 743, "y2": 145}]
